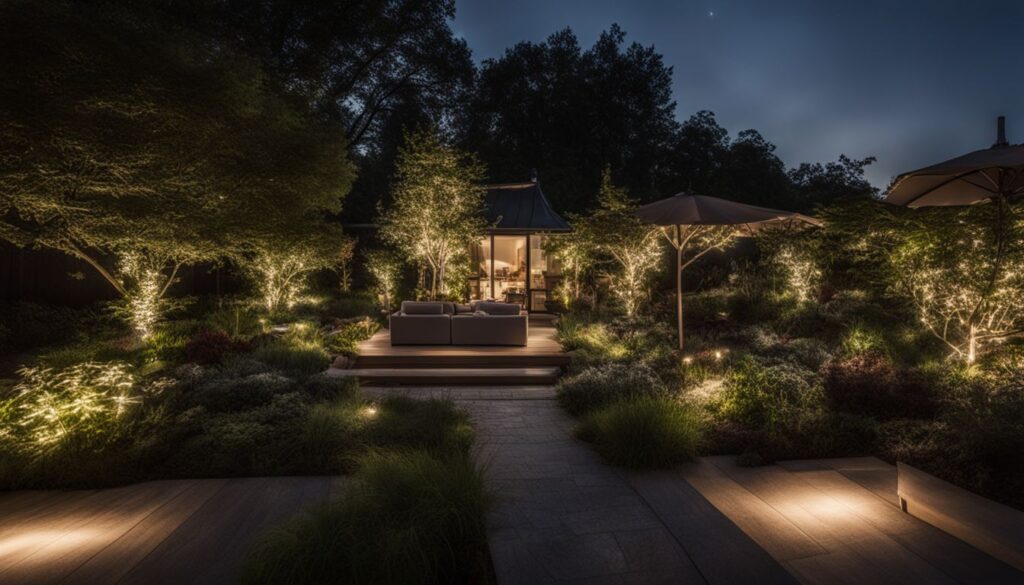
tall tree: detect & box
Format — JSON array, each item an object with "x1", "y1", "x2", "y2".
[
  {"x1": 462, "y1": 25, "x2": 678, "y2": 213},
  {"x1": 0, "y1": 1, "x2": 354, "y2": 333},
  {"x1": 378, "y1": 129, "x2": 485, "y2": 300}
]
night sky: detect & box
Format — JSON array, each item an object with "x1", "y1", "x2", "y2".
[{"x1": 453, "y1": 0, "x2": 1024, "y2": 189}]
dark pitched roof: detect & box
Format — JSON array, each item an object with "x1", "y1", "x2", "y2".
[{"x1": 483, "y1": 182, "x2": 570, "y2": 232}]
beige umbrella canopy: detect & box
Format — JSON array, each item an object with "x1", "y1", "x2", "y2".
[
  {"x1": 885, "y1": 117, "x2": 1024, "y2": 207},
  {"x1": 634, "y1": 192, "x2": 819, "y2": 350}
]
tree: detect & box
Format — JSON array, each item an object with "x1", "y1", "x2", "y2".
[
  {"x1": 0, "y1": 2, "x2": 354, "y2": 335},
  {"x1": 365, "y1": 248, "x2": 403, "y2": 312},
  {"x1": 889, "y1": 201, "x2": 1024, "y2": 363},
  {"x1": 379, "y1": 130, "x2": 486, "y2": 300},
  {"x1": 461, "y1": 25, "x2": 678, "y2": 213},
  {"x1": 589, "y1": 170, "x2": 662, "y2": 317},
  {"x1": 335, "y1": 236, "x2": 358, "y2": 293}
]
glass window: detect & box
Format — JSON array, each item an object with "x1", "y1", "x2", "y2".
[
  {"x1": 493, "y1": 235, "x2": 526, "y2": 307},
  {"x1": 471, "y1": 238, "x2": 492, "y2": 300}
]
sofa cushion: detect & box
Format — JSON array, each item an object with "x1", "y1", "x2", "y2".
[
  {"x1": 455, "y1": 303, "x2": 473, "y2": 314},
  {"x1": 440, "y1": 302, "x2": 455, "y2": 314},
  {"x1": 475, "y1": 301, "x2": 521, "y2": 315},
  {"x1": 401, "y1": 301, "x2": 444, "y2": 315}
]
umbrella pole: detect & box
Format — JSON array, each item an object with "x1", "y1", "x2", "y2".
[{"x1": 676, "y1": 224, "x2": 684, "y2": 351}]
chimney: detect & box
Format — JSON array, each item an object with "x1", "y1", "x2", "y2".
[
  {"x1": 529, "y1": 168, "x2": 538, "y2": 183},
  {"x1": 994, "y1": 116, "x2": 1008, "y2": 147}
]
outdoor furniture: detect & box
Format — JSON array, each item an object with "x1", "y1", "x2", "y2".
[
  {"x1": 452, "y1": 301, "x2": 528, "y2": 346},
  {"x1": 389, "y1": 301, "x2": 453, "y2": 345},
  {"x1": 389, "y1": 301, "x2": 527, "y2": 346}
]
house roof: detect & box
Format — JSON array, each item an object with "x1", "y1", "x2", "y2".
[{"x1": 483, "y1": 182, "x2": 570, "y2": 232}]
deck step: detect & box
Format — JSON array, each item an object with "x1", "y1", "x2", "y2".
[
  {"x1": 326, "y1": 366, "x2": 562, "y2": 386},
  {"x1": 353, "y1": 354, "x2": 570, "y2": 368}
]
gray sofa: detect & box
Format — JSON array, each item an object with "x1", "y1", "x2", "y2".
[{"x1": 390, "y1": 301, "x2": 527, "y2": 346}]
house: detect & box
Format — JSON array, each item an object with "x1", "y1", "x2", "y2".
[{"x1": 469, "y1": 177, "x2": 570, "y2": 312}]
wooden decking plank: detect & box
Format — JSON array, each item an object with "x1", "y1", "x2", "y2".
[
  {"x1": 704, "y1": 457, "x2": 858, "y2": 551},
  {"x1": 681, "y1": 459, "x2": 827, "y2": 562},
  {"x1": 0, "y1": 490, "x2": 99, "y2": 542},
  {"x1": 627, "y1": 470, "x2": 799, "y2": 585},
  {"x1": 0, "y1": 481, "x2": 190, "y2": 585},
  {"x1": 119, "y1": 477, "x2": 332, "y2": 585},
  {"x1": 887, "y1": 526, "x2": 1024, "y2": 585},
  {"x1": 836, "y1": 468, "x2": 899, "y2": 507},
  {"x1": 58, "y1": 479, "x2": 228, "y2": 585},
  {"x1": 794, "y1": 470, "x2": 920, "y2": 536},
  {"x1": 707, "y1": 458, "x2": 961, "y2": 585}
]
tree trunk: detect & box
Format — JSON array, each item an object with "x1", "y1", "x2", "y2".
[{"x1": 967, "y1": 324, "x2": 978, "y2": 364}]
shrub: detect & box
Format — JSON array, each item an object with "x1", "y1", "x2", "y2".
[
  {"x1": 184, "y1": 330, "x2": 245, "y2": 364},
  {"x1": 252, "y1": 343, "x2": 330, "y2": 379},
  {"x1": 0, "y1": 302, "x2": 97, "y2": 354},
  {"x1": 158, "y1": 392, "x2": 309, "y2": 477},
  {"x1": 294, "y1": 399, "x2": 365, "y2": 473},
  {"x1": 556, "y1": 363, "x2": 668, "y2": 416},
  {"x1": 186, "y1": 371, "x2": 295, "y2": 413},
  {"x1": 715, "y1": 356, "x2": 819, "y2": 430},
  {"x1": 822, "y1": 353, "x2": 937, "y2": 419},
  {"x1": 362, "y1": 395, "x2": 474, "y2": 456},
  {"x1": 240, "y1": 450, "x2": 491, "y2": 585},
  {"x1": 301, "y1": 374, "x2": 361, "y2": 402},
  {"x1": 575, "y1": 397, "x2": 702, "y2": 468},
  {"x1": 323, "y1": 317, "x2": 380, "y2": 356}
]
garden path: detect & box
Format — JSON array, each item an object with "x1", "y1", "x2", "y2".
[
  {"x1": 370, "y1": 386, "x2": 1022, "y2": 585},
  {"x1": 0, "y1": 476, "x2": 345, "y2": 585}
]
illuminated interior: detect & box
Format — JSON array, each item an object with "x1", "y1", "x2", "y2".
[{"x1": 470, "y1": 234, "x2": 560, "y2": 310}]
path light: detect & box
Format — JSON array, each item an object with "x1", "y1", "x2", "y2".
[
  {"x1": 682, "y1": 356, "x2": 693, "y2": 365},
  {"x1": 361, "y1": 405, "x2": 378, "y2": 419},
  {"x1": 714, "y1": 350, "x2": 723, "y2": 361}
]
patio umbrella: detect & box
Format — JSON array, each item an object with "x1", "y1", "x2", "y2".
[
  {"x1": 885, "y1": 117, "x2": 1024, "y2": 207},
  {"x1": 634, "y1": 193, "x2": 820, "y2": 350}
]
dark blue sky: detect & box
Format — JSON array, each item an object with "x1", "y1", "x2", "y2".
[{"x1": 452, "y1": 0, "x2": 1024, "y2": 189}]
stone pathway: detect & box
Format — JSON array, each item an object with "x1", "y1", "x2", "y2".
[{"x1": 458, "y1": 394, "x2": 794, "y2": 585}]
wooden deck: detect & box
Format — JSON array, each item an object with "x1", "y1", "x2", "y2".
[
  {"x1": 352, "y1": 320, "x2": 569, "y2": 369},
  {"x1": 658, "y1": 456, "x2": 1023, "y2": 584},
  {"x1": 0, "y1": 477, "x2": 343, "y2": 585}
]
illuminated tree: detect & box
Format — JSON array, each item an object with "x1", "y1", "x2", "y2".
[
  {"x1": 335, "y1": 236, "x2": 358, "y2": 293},
  {"x1": 590, "y1": 170, "x2": 663, "y2": 316},
  {"x1": 543, "y1": 226, "x2": 596, "y2": 307},
  {"x1": 365, "y1": 248, "x2": 403, "y2": 312},
  {"x1": 0, "y1": 2, "x2": 353, "y2": 334},
  {"x1": 379, "y1": 129, "x2": 486, "y2": 300},
  {"x1": 245, "y1": 238, "x2": 337, "y2": 313},
  {"x1": 890, "y1": 200, "x2": 1024, "y2": 363}
]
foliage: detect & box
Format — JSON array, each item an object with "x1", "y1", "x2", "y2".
[
  {"x1": 590, "y1": 169, "x2": 663, "y2": 316},
  {"x1": 3, "y1": 362, "x2": 141, "y2": 455},
  {"x1": 713, "y1": 356, "x2": 819, "y2": 431},
  {"x1": 244, "y1": 237, "x2": 339, "y2": 313},
  {"x1": 0, "y1": 1, "x2": 354, "y2": 332},
  {"x1": 822, "y1": 353, "x2": 937, "y2": 420},
  {"x1": 888, "y1": 200, "x2": 1024, "y2": 363},
  {"x1": 556, "y1": 363, "x2": 668, "y2": 416},
  {"x1": 241, "y1": 450, "x2": 491, "y2": 585},
  {"x1": 323, "y1": 318, "x2": 381, "y2": 356},
  {"x1": 335, "y1": 236, "x2": 357, "y2": 293},
  {"x1": 379, "y1": 129, "x2": 486, "y2": 300},
  {"x1": 0, "y1": 303, "x2": 100, "y2": 354},
  {"x1": 364, "y1": 248, "x2": 403, "y2": 312},
  {"x1": 361, "y1": 396, "x2": 475, "y2": 456},
  {"x1": 252, "y1": 343, "x2": 330, "y2": 380},
  {"x1": 575, "y1": 397, "x2": 701, "y2": 468},
  {"x1": 184, "y1": 330, "x2": 245, "y2": 365},
  {"x1": 878, "y1": 365, "x2": 1024, "y2": 509},
  {"x1": 462, "y1": 25, "x2": 679, "y2": 213}
]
